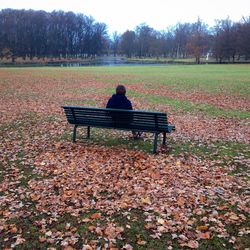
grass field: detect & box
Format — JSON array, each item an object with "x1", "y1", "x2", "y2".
[{"x1": 0, "y1": 65, "x2": 249, "y2": 249}]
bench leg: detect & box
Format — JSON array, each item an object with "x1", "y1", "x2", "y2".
[
  {"x1": 163, "y1": 132, "x2": 167, "y2": 145},
  {"x1": 73, "y1": 125, "x2": 78, "y2": 143},
  {"x1": 153, "y1": 133, "x2": 158, "y2": 154},
  {"x1": 87, "y1": 126, "x2": 90, "y2": 138}
]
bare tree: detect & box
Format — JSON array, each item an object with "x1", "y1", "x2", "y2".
[
  {"x1": 120, "y1": 30, "x2": 136, "y2": 58},
  {"x1": 212, "y1": 18, "x2": 237, "y2": 62},
  {"x1": 111, "y1": 31, "x2": 120, "y2": 56},
  {"x1": 135, "y1": 23, "x2": 155, "y2": 57},
  {"x1": 186, "y1": 18, "x2": 209, "y2": 64},
  {"x1": 174, "y1": 23, "x2": 192, "y2": 58},
  {"x1": 236, "y1": 16, "x2": 250, "y2": 60}
]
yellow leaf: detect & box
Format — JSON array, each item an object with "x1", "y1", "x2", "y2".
[
  {"x1": 176, "y1": 160, "x2": 181, "y2": 166},
  {"x1": 229, "y1": 214, "x2": 239, "y2": 221},
  {"x1": 157, "y1": 218, "x2": 165, "y2": 225},
  {"x1": 196, "y1": 225, "x2": 209, "y2": 231},
  {"x1": 141, "y1": 197, "x2": 151, "y2": 204}
]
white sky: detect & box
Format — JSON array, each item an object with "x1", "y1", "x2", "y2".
[{"x1": 0, "y1": 0, "x2": 249, "y2": 34}]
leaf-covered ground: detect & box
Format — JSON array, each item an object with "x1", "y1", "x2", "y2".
[{"x1": 0, "y1": 65, "x2": 249, "y2": 249}]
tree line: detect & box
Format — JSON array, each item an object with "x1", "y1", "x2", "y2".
[
  {"x1": 117, "y1": 17, "x2": 250, "y2": 63},
  {"x1": 0, "y1": 9, "x2": 250, "y2": 63},
  {"x1": 0, "y1": 9, "x2": 108, "y2": 61}
]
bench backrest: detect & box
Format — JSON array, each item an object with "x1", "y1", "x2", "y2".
[{"x1": 62, "y1": 106, "x2": 169, "y2": 132}]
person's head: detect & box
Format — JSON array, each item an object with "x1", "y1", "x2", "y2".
[{"x1": 116, "y1": 85, "x2": 126, "y2": 95}]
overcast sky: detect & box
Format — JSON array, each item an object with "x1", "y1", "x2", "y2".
[{"x1": 0, "y1": 0, "x2": 249, "y2": 34}]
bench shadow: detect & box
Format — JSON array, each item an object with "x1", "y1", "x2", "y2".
[{"x1": 58, "y1": 127, "x2": 174, "y2": 154}]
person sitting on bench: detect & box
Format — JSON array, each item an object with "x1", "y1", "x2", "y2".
[{"x1": 106, "y1": 85, "x2": 142, "y2": 139}]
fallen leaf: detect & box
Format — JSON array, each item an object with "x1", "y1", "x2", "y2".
[
  {"x1": 177, "y1": 197, "x2": 185, "y2": 206},
  {"x1": 82, "y1": 218, "x2": 91, "y2": 223},
  {"x1": 141, "y1": 197, "x2": 151, "y2": 204},
  {"x1": 187, "y1": 240, "x2": 199, "y2": 249},
  {"x1": 123, "y1": 244, "x2": 133, "y2": 250},
  {"x1": 88, "y1": 226, "x2": 96, "y2": 231},
  {"x1": 39, "y1": 236, "x2": 47, "y2": 242},
  {"x1": 137, "y1": 239, "x2": 147, "y2": 245},
  {"x1": 90, "y1": 213, "x2": 102, "y2": 219},
  {"x1": 157, "y1": 218, "x2": 165, "y2": 225},
  {"x1": 10, "y1": 226, "x2": 18, "y2": 233},
  {"x1": 196, "y1": 225, "x2": 209, "y2": 232},
  {"x1": 197, "y1": 232, "x2": 210, "y2": 239}
]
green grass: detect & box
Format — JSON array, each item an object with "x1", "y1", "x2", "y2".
[
  {"x1": 9, "y1": 64, "x2": 249, "y2": 97},
  {"x1": 65, "y1": 64, "x2": 250, "y2": 96},
  {"x1": 129, "y1": 89, "x2": 249, "y2": 118},
  {"x1": 147, "y1": 94, "x2": 250, "y2": 119}
]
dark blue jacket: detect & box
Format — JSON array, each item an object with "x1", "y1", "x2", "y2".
[{"x1": 106, "y1": 94, "x2": 132, "y2": 110}]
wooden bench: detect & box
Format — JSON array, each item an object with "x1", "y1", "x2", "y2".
[{"x1": 62, "y1": 106, "x2": 175, "y2": 153}]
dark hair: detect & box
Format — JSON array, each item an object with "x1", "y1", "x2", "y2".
[{"x1": 116, "y1": 85, "x2": 126, "y2": 95}]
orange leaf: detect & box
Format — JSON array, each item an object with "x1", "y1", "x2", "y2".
[
  {"x1": 90, "y1": 213, "x2": 102, "y2": 219},
  {"x1": 137, "y1": 239, "x2": 147, "y2": 245},
  {"x1": 10, "y1": 226, "x2": 18, "y2": 233},
  {"x1": 177, "y1": 197, "x2": 185, "y2": 206},
  {"x1": 198, "y1": 232, "x2": 210, "y2": 239},
  {"x1": 199, "y1": 195, "x2": 206, "y2": 203}
]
